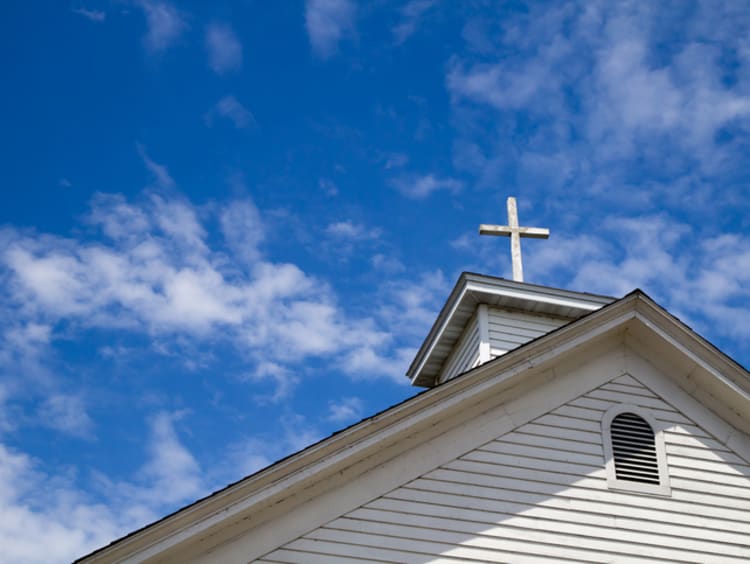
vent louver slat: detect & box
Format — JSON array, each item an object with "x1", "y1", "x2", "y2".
[{"x1": 611, "y1": 412, "x2": 660, "y2": 484}]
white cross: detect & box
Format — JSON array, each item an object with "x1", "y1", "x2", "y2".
[{"x1": 479, "y1": 197, "x2": 550, "y2": 282}]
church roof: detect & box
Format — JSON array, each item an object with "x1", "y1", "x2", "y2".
[
  {"x1": 407, "y1": 272, "x2": 615, "y2": 386},
  {"x1": 77, "y1": 286, "x2": 750, "y2": 563}
]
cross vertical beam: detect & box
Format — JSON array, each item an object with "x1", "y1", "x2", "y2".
[
  {"x1": 506, "y1": 197, "x2": 523, "y2": 282},
  {"x1": 479, "y1": 197, "x2": 550, "y2": 283}
]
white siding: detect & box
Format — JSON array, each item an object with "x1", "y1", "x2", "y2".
[
  {"x1": 260, "y1": 375, "x2": 750, "y2": 563},
  {"x1": 487, "y1": 307, "x2": 567, "y2": 358},
  {"x1": 437, "y1": 308, "x2": 569, "y2": 385},
  {"x1": 437, "y1": 314, "x2": 480, "y2": 384}
]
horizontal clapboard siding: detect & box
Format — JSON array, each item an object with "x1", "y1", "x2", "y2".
[
  {"x1": 438, "y1": 314, "x2": 480, "y2": 383},
  {"x1": 260, "y1": 376, "x2": 750, "y2": 563},
  {"x1": 487, "y1": 307, "x2": 567, "y2": 358}
]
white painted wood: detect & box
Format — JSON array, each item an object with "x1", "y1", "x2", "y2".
[
  {"x1": 260, "y1": 374, "x2": 750, "y2": 564},
  {"x1": 486, "y1": 307, "x2": 567, "y2": 359},
  {"x1": 388, "y1": 484, "x2": 750, "y2": 536},
  {"x1": 479, "y1": 196, "x2": 550, "y2": 282},
  {"x1": 437, "y1": 313, "x2": 480, "y2": 383},
  {"x1": 437, "y1": 306, "x2": 569, "y2": 384},
  {"x1": 408, "y1": 272, "x2": 611, "y2": 386},
  {"x1": 477, "y1": 304, "x2": 490, "y2": 364}
]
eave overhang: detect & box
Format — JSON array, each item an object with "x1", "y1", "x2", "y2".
[{"x1": 407, "y1": 272, "x2": 615, "y2": 387}]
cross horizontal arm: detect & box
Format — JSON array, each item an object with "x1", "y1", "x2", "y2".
[
  {"x1": 479, "y1": 224, "x2": 512, "y2": 236},
  {"x1": 517, "y1": 227, "x2": 550, "y2": 239},
  {"x1": 479, "y1": 224, "x2": 550, "y2": 239}
]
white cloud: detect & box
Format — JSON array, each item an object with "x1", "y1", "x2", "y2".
[
  {"x1": 136, "y1": 0, "x2": 188, "y2": 55},
  {"x1": 243, "y1": 362, "x2": 299, "y2": 404},
  {"x1": 520, "y1": 212, "x2": 750, "y2": 344},
  {"x1": 220, "y1": 198, "x2": 265, "y2": 263},
  {"x1": 205, "y1": 23, "x2": 243, "y2": 74},
  {"x1": 37, "y1": 394, "x2": 94, "y2": 439},
  {"x1": 446, "y1": 2, "x2": 750, "y2": 187},
  {"x1": 318, "y1": 177, "x2": 339, "y2": 196},
  {"x1": 371, "y1": 253, "x2": 405, "y2": 274},
  {"x1": 0, "y1": 410, "x2": 203, "y2": 564},
  {"x1": 341, "y1": 345, "x2": 416, "y2": 383},
  {"x1": 586, "y1": 29, "x2": 750, "y2": 163},
  {"x1": 72, "y1": 7, "x2": 106, "y2": 22},
  {"x1": 325, "y1": 220, "x2": 381, "y2": 240},
  {"x1": 327, "y1": 396, "x2": 362, "y2": 422},
  {"x1": 446, "y1": 48, "x2": 569, "y2": 112},
  {"x1": 384, "y1": 152, "x2": 409, "y2": 169},
  {"x1": 305, "y1": 0, "x2": 355, "y2": 59},
  {"x1": 0, "y1": 191, "x2": 407, "y2": 378},
  {"x1": 136, "y1": 144, "x2": 176, "y2": 189},
  {"x1": 226, "y1": 412, "x2": 324, "y2": 477},
  {"x1": 391, "y1": 173, "x2": 463, "y2": 199},
  {"x1": 376, "y1": 270, "x2": 449, "y2": 339},
  {"x1": 393, "y1": 0, "x2": 436, "y2": 44},
  {"x1": 205, "y1": 95, "x2": 256, "y2": 129},
  {"x1": 150, "y1": 193, "x2": 206, "y2": 251},
  {"x1": 87, "y1": 192, "x2": 151, "y2": 241},
  {"x1": 135, "y1": 411, "x2": 203, "y2": 505},
  {"x1": 0, "y1": 443, "x2": 120, "y2": 564}
]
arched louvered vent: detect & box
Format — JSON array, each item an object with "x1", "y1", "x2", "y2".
[{"x1": 611, "y1": 412, "x2": 659, "y2": 484}]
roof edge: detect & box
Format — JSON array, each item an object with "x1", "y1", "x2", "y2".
[{"x1": 80, "y1": 290, "x2": 750, "y2": 563}]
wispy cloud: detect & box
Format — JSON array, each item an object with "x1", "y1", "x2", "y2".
[
  {"x1": 318, "y1": 177, "x2": 339, "y2": 196},
  {"x1": 371, "y1": 253, "x2": 405, "y2": 274},
  {"x1": 37, "y1": 394, "x2": 94, "y2": 439},
  {"x1": 514, "y1": 212, "x2": 750, "y2": 350},
  {"x1": 205, "y1": 95, "x2": 256, "y2": 129},
  {"x1": 226, "y1": 412, "x2": 324, "y2": 476},
  {"x1": 376, "y1": 270, "x2": 449, "y2": 340},
  {"x1": 446, "y1": 2, "x2": 750, "y2": 195},
  {"x1": 205, "y1": 22, "x2": 243, "y2": 74},
  {"x1": 325, "y1": 220, "x2": 381, "y2": 240},
  {"x1": 220, "y1": 197, "x2": 265, "y2": 263},
  {"x1": 0, "y1": 190, "x2": 404, "y2": 377},
  {"x1": 243, "y1": 362, "x2": 299, "y2": 404},
  {"x1": 384, "y1": 152, "x2": 409, "y2": 169},
  {"x1": 136, "y1": 144, "x2": 176, "y2": 189},
  {"x1": 390, "y1": 173, "x2": 463, "y2": 199},
  {"x1": 0, "y1": 409, "x2": 204, "y2": 563},
  {"x1": 135, "y1": 411, "x2": 203, "y2": 504},
  {"x1": 392, "y1": 0, "x2": 436, "y2": 44},
  {"x1": 327, "y1": 396, "x2": 362, "y2": 422},
  {"x1": 305, "y1": 0, "x2": 355, "y2": 59},
  {"x1": 136, "y1": 0, "x2": 188, "y2": 55},
  {"x1": 72, "y1": 7, "x2": 106, "y2": 22}
]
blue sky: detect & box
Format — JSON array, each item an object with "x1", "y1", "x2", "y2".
[{"x1": 2, "y1": 1, "x2": 750, "y2": 561}]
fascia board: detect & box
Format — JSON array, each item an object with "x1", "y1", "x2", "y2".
[
  {"x1": 630, "y1": 298, "x2": 750, "y2": 425},
  {"x1": 463, "y1": 275, "x2": 612, "y2": 311},
  {"x1": 85, "y1": 293, "x2": 638, "y2": 563},
  {"x1": 406, "y1": 274, "x2": 471, "y2": 382}
]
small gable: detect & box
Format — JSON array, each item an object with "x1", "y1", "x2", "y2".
[
  {"x1": 410, "y1": 273, "x2": 613, "y2": 387},
  {"x1": 260, "y1": 374, "x2": 750, "y2": 563}
]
